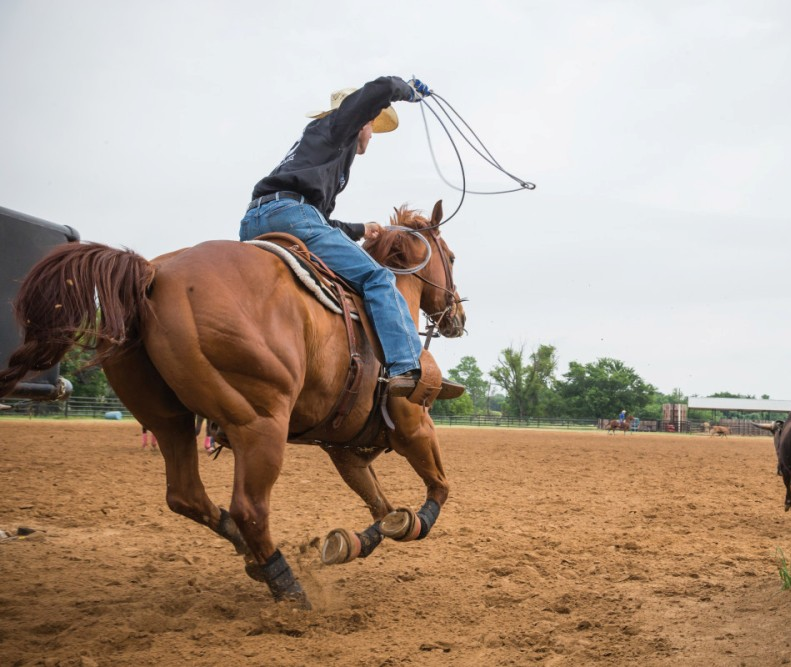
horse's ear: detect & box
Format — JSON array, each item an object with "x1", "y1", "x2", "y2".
[{"x1": 431, "y1": 200, "x2": 443, "y2": 225}]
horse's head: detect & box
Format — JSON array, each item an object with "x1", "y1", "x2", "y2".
[{"x1": 364, "y1": 201, "x2": 466, "y2": 338}]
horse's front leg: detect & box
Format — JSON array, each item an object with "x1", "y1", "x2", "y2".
[
  {"x1": 378, "y1": 401, "x2": 449, "y2": 543},
  {"x1": 319, "y1": 445, "x2": 394, "y2": 565}
]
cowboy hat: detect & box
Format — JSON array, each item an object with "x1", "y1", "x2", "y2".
[{"x1": 306, "y1": 87, "x2": 399, "y2": 133}]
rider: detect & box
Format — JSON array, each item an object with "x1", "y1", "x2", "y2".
[
  {"x1": 618, "y1": 409, "x2": 626, "y2": 424},
  {"x1": 239, "y1": 75, "x2": 459, "y2": 399}
]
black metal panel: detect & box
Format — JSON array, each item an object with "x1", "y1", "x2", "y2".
[{"x1": 0, "y1": 206, "x2": 80, "y2": 399}]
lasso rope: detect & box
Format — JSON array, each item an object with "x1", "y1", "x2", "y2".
[{"x1": 415, "y1": 91, "x2": 536, "y2": 229}]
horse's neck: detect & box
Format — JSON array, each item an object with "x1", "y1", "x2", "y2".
[{"x1": 395, "y1": 275, "x2": 423, "y2": 328}]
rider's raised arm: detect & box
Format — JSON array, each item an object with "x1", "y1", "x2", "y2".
[{"x1": 327, "y1": 76, "x2": 413, "y2": 144}]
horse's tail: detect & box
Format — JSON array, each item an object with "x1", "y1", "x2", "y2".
[{"x1": 0, "y1": 242, "x2": 155, "y2": 398}]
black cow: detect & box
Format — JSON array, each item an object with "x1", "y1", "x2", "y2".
[{"x1": 752, "y1": 418, "x2": 791, "y2": 511}]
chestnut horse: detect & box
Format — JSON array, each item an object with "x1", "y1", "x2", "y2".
[
  {"x1": 0, "y1": 201, "x2": 465, "y2": 609},
  {"x1": 606, "y1": 415, "x2": 634, "y2": 434}
]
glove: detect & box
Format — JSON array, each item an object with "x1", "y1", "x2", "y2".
[
  {"x1": 363, "y1": 222, "x2": 383, "y2": 240},
  {"x1": 407, "y1": 78, "x2": 431, "y2": 102}
]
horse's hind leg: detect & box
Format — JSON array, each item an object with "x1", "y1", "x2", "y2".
[
  {"x1": 319, "y1": 445, "x2": 394, "y2": 565},
  {"x1": 102, "y1": 348, "x2": 250, "y2": 556}
]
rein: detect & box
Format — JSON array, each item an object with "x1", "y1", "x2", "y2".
[{"x1": 373, "y1": 216, "x2": 464, "y2": 349}]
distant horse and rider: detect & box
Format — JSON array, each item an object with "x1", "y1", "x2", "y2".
[
  {"x1": 0, "y1": 201, "x2": 466, "y2": 609},
  {"x1": 606, "y1": 413, "x2": 635, "y2": 434}
]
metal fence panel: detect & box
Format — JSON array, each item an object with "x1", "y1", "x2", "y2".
[
  {"x1": 1, "y1": 396, "x2": 132, "y2": 419},
  {"x1": 0, "y1": 398, "x2": 779, "y2": 437}
]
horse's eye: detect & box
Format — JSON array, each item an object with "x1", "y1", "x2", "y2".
[{"x1": 449, "y1": 255, "x2": 456, "y2": 265}]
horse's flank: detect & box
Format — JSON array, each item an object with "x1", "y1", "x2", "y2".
[{"x1": 144, "y1": 240, "x2": 381, "y2": 442}]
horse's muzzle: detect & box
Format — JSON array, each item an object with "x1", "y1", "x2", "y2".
[{"x1": 439, "y1": 304, "x2": 466, "y2": 338}]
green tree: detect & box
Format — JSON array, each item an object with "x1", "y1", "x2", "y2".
[
  {"x1": 447, "y1": 356, "x2": 488, "y2": 412},
  {"x1": 712, "y1": 391, "x2": 755, "y2": 399},
  {"x1": 432, "y1": 391, "x2": 475, "y2": 416},
  {"x1": 486, "y1": 391, "x2": 507, "y2": 415},
  {"x1": 556, "y1": 357, "x2": 655, "y2": 419},
  {"x1": 445, "y1": 391, "x2": 474, "y2": 416},
  {"x1": 59, "y1": 347, "x2": 110, "y2": 398},
  {"x1": 641, "y1": 387, "x2": 686, "y2": 420},
  {"x1": 489, "y1": 346, "x2": 529, "y2": 417},
  {"x1": 433, "y1": 356, "x2": 486, "y2": 415},
  {"x1": 525, "y1": 344, "x2": 558, "y2": 417},
  {"x1": 489, "y1": 344, "x2": 558, "y2": 418}
]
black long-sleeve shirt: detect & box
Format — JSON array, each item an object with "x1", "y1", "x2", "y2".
[{"x1": 251, "y1": 76, "x2": 414, "y2": 240}]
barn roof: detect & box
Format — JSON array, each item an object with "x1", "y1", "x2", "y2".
[{"x1": 688, "y1": 397, "x2": 791, "y2": 412}]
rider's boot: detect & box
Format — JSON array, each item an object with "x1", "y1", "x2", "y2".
[{"x1": 388, "y1": 371, "x2": 465, "y2": 401}]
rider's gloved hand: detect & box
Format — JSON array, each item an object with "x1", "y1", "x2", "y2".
[
  {"x1": 407, "y1": 78, "x2": 431, "y2": 102},
  {"x1": 363, "y1": 222, "x2": 383, "y2": 240}
]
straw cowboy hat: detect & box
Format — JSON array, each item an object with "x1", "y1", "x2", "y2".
[{"x1": 306, "y1": 87, "x2": 399, "y2": 133}]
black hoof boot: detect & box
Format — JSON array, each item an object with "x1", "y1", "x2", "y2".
[{"x1": 245, "y1": 549, "x2": 311, "y2": 609}]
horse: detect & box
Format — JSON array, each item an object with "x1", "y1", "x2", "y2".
[
  {"x1": 606, "y1": 415, "x2": 634, "y2": 434},
  {"x1": 0, "y1": 200, "x2": 466, "y2": 609}
]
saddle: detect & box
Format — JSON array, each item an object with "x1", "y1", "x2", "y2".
[
  {"x1": 245, "y1": 233, "x2": 451, "y2": 444},
  {"x1": 247, "y1": 232, "x2": 383, "y2": 362}
]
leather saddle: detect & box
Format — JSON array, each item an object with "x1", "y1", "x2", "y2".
[{"x1": 244, "y1": 232, "x2": 462, "y2": 442}]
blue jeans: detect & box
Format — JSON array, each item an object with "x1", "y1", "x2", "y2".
[{"x1": 240, "y1": 198, "x2": 422, "y2": 376}]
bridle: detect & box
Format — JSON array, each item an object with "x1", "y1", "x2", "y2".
[
  {"x1": 412, "y1": 228, "x2": 464, "y2": 343},
  {"x1": 380, "y1": 224, "x2": 464, "y2": 345}
]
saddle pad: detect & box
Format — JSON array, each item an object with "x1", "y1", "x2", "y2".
[{"x1": 244, "y1": 239, "x2": 359, "y2": 321}]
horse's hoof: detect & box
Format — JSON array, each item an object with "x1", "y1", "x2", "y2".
[
  {"x1": 380, "y1": 508, "x2": 421, "y2": 542},
  {"x1": 321, "y1": 528, "x2": 361, "y2": 565},
  {"x1": 280, "y1": 591, "x2": 312, "y2": 610}
]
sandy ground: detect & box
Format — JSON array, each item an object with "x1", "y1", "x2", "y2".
[{"x1": 1, "y1": 420, "x2": 791, "y2": 667}]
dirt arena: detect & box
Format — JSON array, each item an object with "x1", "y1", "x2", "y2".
[{"x1": 2, "y1": 420, "x2": 791, "y2": 666}]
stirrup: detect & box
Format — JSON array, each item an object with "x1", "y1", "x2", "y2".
[{"x1": 391, "y1": 350, "x2": 465, "y2": 407}]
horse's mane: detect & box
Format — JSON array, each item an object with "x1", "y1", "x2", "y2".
[{"x1": 363, "y1": 205, "x2": 431, "y2": 270}]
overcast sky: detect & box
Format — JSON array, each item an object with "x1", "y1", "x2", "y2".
[{"x1": 2, "y1": 0, "x2": 789, "y2": 400}]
